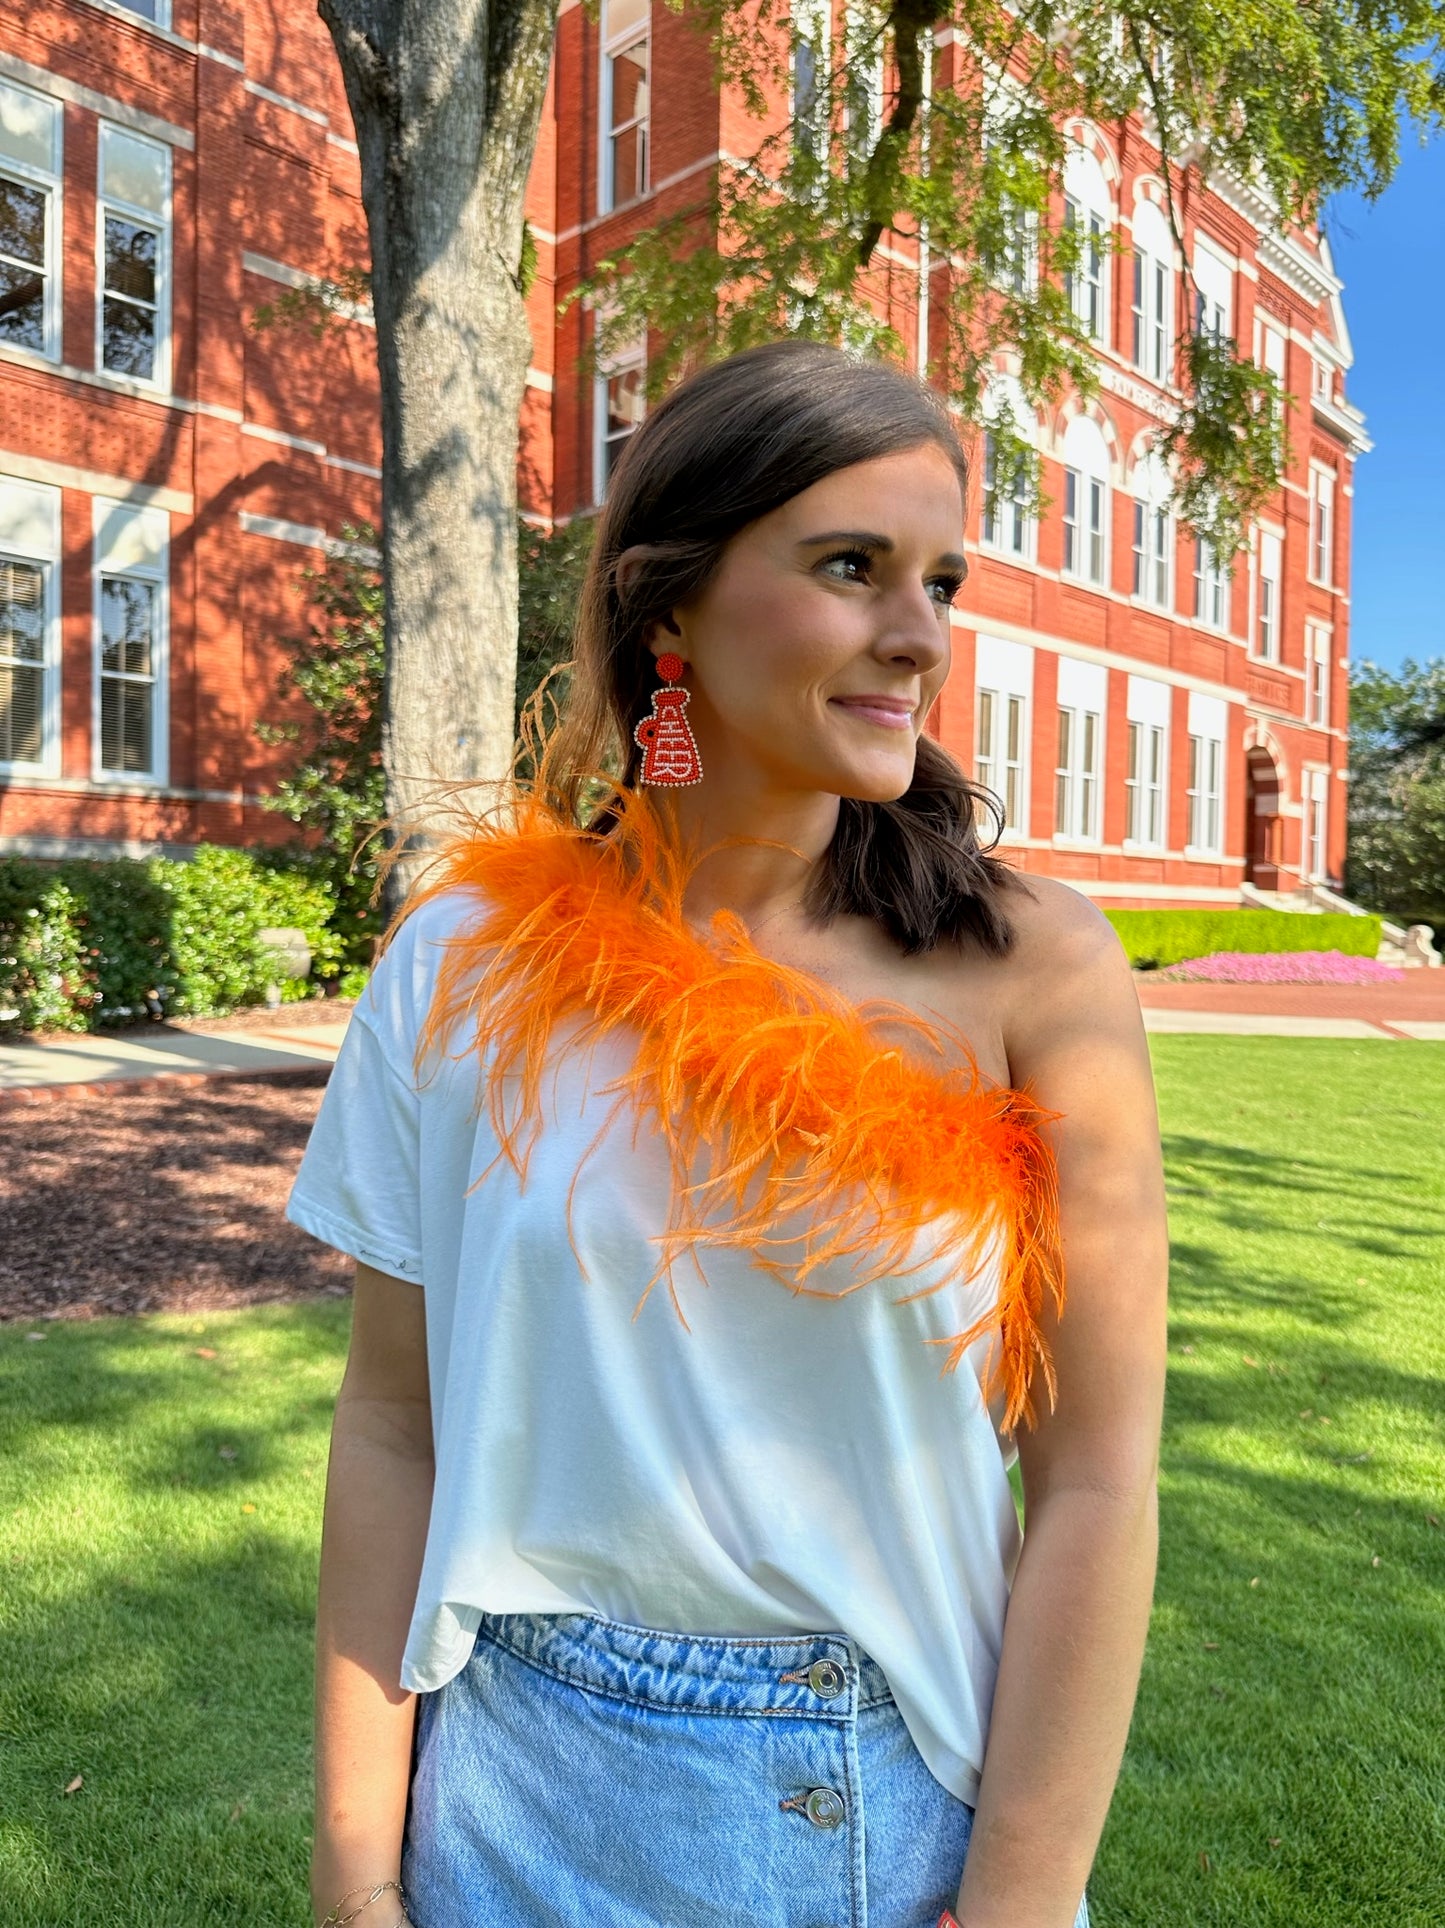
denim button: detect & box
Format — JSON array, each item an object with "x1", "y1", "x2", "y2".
[
  {"x1": 804, "y1": 1786, "x2": 846, "y2": 1828},
  {"x1": 807, "y1": 1659, "x2": 846, "y2": 1698}
]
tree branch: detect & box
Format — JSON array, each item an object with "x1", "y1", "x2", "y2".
[{"x1": 857, "y1": 0, "x2": 947, "y2": 268}]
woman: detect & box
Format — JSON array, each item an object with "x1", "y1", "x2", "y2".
[{"x1": 290, "y1": 339, "x2": 1169, "y2": 1928}]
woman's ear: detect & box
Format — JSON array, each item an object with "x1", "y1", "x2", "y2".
[
  {"x1": 614, "y1": 547, "x2": 684, "y2": 658},
  {"x1": 613, "y1": 545, "x2": 648, "y2": 598}
]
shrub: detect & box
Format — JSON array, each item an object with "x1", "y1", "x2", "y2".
[
  {"x1": 154, "y1": 845, "x2": 344, "y2": 1018},
  {"x1": 0, "y1": 848, "x2": 344, "y2": 1033},
  {"x1": 0, "y1": 864, "x2": 92, "y2": 1032},
  {"x1": 1105, "y1": 908, "x2": 1382, "y2": 971}
]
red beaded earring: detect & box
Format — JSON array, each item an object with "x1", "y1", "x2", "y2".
[{"x1": 634, "y1": 651, "x2": 704, "y2": 787}]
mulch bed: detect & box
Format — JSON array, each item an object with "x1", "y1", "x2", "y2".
[{"x1": 0, "y1": 1077, "x2": 349, "y2": 1323}]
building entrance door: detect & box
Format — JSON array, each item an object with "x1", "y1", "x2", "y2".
[{"x1": 1245, "y1": 747, "x2": 1283, "y2": 888}]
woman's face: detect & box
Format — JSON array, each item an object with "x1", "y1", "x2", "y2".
[{"x1": 651, "y1": 441, "x2": 966, "y2": 804}]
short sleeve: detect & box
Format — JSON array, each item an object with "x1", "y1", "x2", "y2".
[{"x1": 286, "y1": 1008, "x2": 424, "y2": 1283}]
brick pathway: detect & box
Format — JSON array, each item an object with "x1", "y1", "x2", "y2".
[{"x1": 1133, "y1": 972, "x2": 1445, "y2": 1040}]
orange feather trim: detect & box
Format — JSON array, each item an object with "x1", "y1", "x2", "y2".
[{"x1": 406, "y1": 784, "x2": 1067, "y2": 1434}]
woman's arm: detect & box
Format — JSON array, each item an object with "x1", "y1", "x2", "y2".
[
  {"x1": 311, "y1": 1262, "x2": 436, "y2": 1928},
  {"x1": 955, "y1": 887, "x2": 1169, "y2": 1928}
]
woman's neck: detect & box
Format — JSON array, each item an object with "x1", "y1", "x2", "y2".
[{"x1": 646, "y1": 782, "x2": 842, "y2": 928}]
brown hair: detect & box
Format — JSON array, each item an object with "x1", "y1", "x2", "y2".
[{"x1": 523, "y1": 339, "x2": 1031, "y2": 957}]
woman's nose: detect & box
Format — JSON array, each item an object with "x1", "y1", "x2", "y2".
[{"x1": 875, "y1": 590, "x2": 950, "y2": 671}]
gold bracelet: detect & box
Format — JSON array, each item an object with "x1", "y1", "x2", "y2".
[{"x1": 318, "y1": 1880, "x2": 408, "y2": 1928}]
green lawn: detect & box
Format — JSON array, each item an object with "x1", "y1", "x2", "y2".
[{"x1": 1, "y1": 1037, "x2": 1442, "y2": 1926}]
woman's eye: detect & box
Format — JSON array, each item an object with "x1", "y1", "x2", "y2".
[
  {"x1": 928, "y1": 574, "x2": 965, "y2": 608},
  {"x1": 818, "y1": 548, "x2": 874, "y2": 584}
]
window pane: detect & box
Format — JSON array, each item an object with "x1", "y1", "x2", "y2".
[
  {"x1": 101, "y1": 675, "x2": 153, "y2": 774},
  {"x1": 111, "y1": 0, "x2": 161, "y2": 19},
  {"x1": 1006, "y1": 693, "x2": 1022, "y2": 762},
  {"x1": 0, "y1": 657, "x2": 42, "y2": 762},
  {"x1": 0, "y1": 555, "x2": 45, "y2": 765},
  {"x1": 611, "y1": 122, "x2": 647, "y2": 203},
  {"x1": 975, "y1": 688, "x2": 994, "y2": 786},
  {"x1": 1082, "y1": 709, "x2": 1097, "y2": 774},
  {"x1": 0, "y1": 175, "x2": 45, "y2": 266},
  {"x1": 104, "y1": 215, "x2": 158, "y2": 304},
  {"x1": 605, "y1": 364, "x2": 645, "y2": 442},
  {"x1": 1063, "y1": 470, "x2": 1077, "y2": 573},
  {"x1": 1055, "y1": 706, "x2": 1071, "y2": 831},
  {"x1": 0, "y1": 262, "x2": 44, "y2": 351},
  {"x1": 101, "y1": 577, "x2": 156, "y2": 677},
  {"x1": 0, "y1": 557, "x2": 44, "y2": 660},
  {"x1": 610, "y1": 40, "x2": 650, "y2": 134},
  {"x1": 101, "y1": 130, "x2": 168, "y2": 216},
  {"x1": 102, "y1": 298, "x2": 156, "y2": 378},
  {"x1": 0, "y1": 84, "x2": 59, "y2": 174}
]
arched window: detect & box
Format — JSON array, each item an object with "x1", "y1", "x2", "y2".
[
  {"x1": 1061, "y1": 414, "x2": 1111, "y2": 587},
  {"x1": 1130, "y1": 198, "x2": 1174, "y2": 383},
  {"x1": 1063, "y1": 145, "x2": 1112, "y2": 343},
  {"x1": 980, "y1": 377, "x2": 1037, "y2": 560},
  {"x1": 1130, "y1": 449, "x2": 1172, "y2": 609}
]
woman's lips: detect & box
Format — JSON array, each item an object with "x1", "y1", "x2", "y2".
[{"x1": 829, "y1": 696, "x2": 916, "y2": 731}]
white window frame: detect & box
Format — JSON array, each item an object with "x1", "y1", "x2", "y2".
[
  {"x1": 1053, "y1": 657, "x2": 1105, "y2": 843},
  {"x1": 1309, "y1": 464, "x2": 1335, "y2": 586},
  {"x1": 842, "y1": 1, "x2": 884, "y2": 162},
  {"x1": 110, "y1": 0, "x2": 173, "y2": 26},
  {"x1": 974, "y1": 634, "x2": 1033, "y2": 841},
  {"x1": 979, "y1": 378, "x2": 1036, "y2": 562},
  {"x1": 1185, "y1": 691, "x2": 1226, "y2": 857},
  {"x1": 791, "y1": 0, "x2": 831, "y2": 170},
  {"x1": 1305, "y1": 619, "x2": 1331, "y2": 727},
  {"x1": 1130, "y1": 452, "x2": 1172, "y2": 609},
  {"x1": 982, "y1": 117, "x2": 1039, "y2": 298},
  {"x1": 1061, "y1": 415, "x2": 1111, "y2": 588},
  {"x1": 598, "y1": 0, "x2": 652, "y2": 215},
  {"x1": 1312, "y1": 352, "x2": 1334, "y2": 406},
  {"x1": 1193, "y1": 235, "x2": 1233, "y2": 345},
  {"x1": 1303, "y1": 767, "x2": 1328, "y2": 881},
  {"x1": 1130, "y1": 199, "x2": 1174, "y2": 384},
  {"x1": 1123, "y1": 674, "x2": 1169, "y2": 850},
  {"x1": 1256, "y1": 318, "x2": 1287, "y2": 431},
  {"x1": 1193, "y1": 537, "x2": 1231, "y2": 633},
  {"x1": 0, "y1": 79, "x2": 63, "y2": 366},
  {"x1": 1253, "y1": 526, "x2": 1282, "y2": 661},
  {"x1": 95, "y1": 121, "x2": 173, "y2": 393},
  {"x1": 593, "y1": 323, "x2": 646, "y2": 505},
  {"x1": 92, "y1": 498, "x2": 169, "y2": 786},
  {"x1": 1062, "y1": 146, "x2": 1111, "y2": 344},
  {"x1": 0, "y1": 478, "x2": 62, "y2": 777}
]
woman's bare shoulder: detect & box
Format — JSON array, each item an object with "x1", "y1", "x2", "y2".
[{"x1": 992, "y1": 871, "x2": 1138, "y2": 1049}]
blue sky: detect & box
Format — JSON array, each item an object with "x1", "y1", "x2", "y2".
[{"x1": 1323, "y1": 133, "x2": 1445, "y2": 675}]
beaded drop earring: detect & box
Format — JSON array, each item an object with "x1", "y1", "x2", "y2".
[{"x1": 634, "y1": 651, "x2": 704, "y2": 786}]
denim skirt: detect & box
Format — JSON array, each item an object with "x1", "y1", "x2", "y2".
[{"x1": 400, "y1": 1609, "x2": 1091, "y2": 1928}]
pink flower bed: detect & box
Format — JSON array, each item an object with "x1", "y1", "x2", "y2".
[{"x1": 1148, "y1": 949, "x2": 1405, "y2": 985}]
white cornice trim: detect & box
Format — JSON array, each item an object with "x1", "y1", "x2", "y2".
[
  {"x1": 242, "y1": 251, "x2": 375, "y2": 325},
  {"x1": 0, "y1": 448, "x2": 192, "y2": 514},
  {"x1": 244, "y1": 78, "x2": 329, "y2": 127},
  {"x1": 1256, "y1": 231, "x2": 1339, "y2": 307},
  {"x1": 0, "y1": 47, "x2": 194, "y2": 149},
  {"x1": 238, "y1": 512, "x2": 378, "y2": 561}
]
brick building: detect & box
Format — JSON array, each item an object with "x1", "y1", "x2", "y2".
[{"x1": 0, "y1": 0, "x2": 1369, "y2": 909}]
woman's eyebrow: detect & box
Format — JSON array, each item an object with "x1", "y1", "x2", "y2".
[{"x1": 796, "y1": 529, "x2": 967, "y2": 570}]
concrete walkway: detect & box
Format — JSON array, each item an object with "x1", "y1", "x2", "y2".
[
  {"x1": 1, "y1": 980, "x2": 1440, "y2": 1100},
  {"x1": 0, "y1": 1017, "x2": 350, "y2": 1102}
]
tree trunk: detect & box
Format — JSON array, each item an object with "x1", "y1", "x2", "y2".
[{"x1": 318, "y1": 0, "x2": 557, "y2": 902}]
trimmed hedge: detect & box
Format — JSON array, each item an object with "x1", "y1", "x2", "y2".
[
  {"x1": 1105, "y1": 907, "x2": 1382, "y2": 970},
  {"x1": 0, "y1": 847, "x2": 345, "y2": 1034}
]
